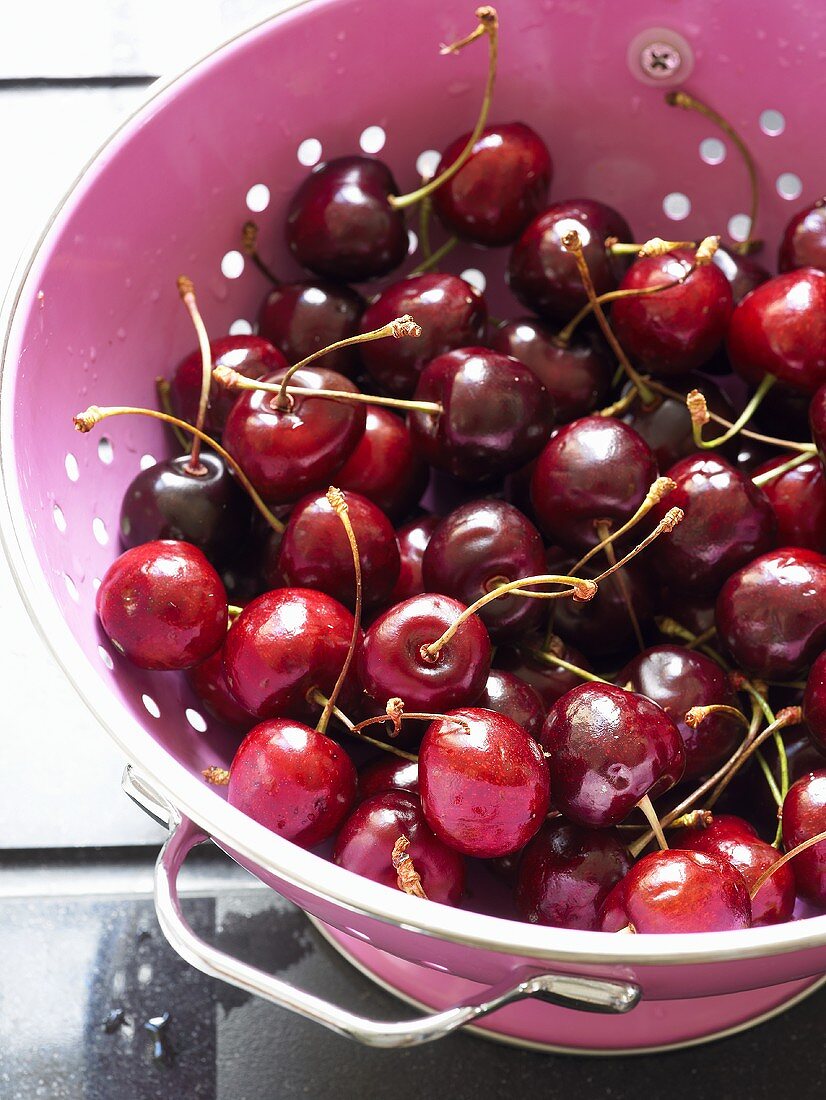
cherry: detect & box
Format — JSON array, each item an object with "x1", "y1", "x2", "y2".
[
  {"x1": 475, "y1": 668, "x2": 545, "y2": 740},
  {"x1": 96, "y1": 540, "x2": 227, "y2": 671},
  {"x1": 431, "y1": 122, "x2": 552, "y2": 246},
  {"x1": 716, "y1": 548, "x2": 826, "y2": 680},
  {"x1": 611, "y1": 250, "x2": 733, "y2": 375},
  {"x1": 357, "y1": 274, "x2": 487, "y2": 397},
  {"x1": 621, "y1": 375, "x2": 736, "y2": 471},
  {"x1": 257, "y1": 281, "x2": 365, "y2": 377},
  {"x1": 223, "y1": 588, "x2": 356, "y2": 720},
  {"x1": 540, "y1": 683, "x2": 685, "y2": 828},
  {"x1": 419, "y1": 708, "x2": 550, "y2": 857},
  {"x1": 712, "y1": 247, "x2": 770, "y2": 305},
  {"x1": 599, "y1": 849, "x2": 751, "y2": 933},
  {"x1": 489, "y1": 318, "x2": 612, "y2": 424},
  {"x1": 409, "y1": 348, "x2": 553, "y2": 481},
  {"x1": 752, "y1": 453, "x2": 826, "y2": 552},
  {"x1": 530, "y1": 416, "x2": 657, "y2": 551},
  {"x1": 552, "y1": 559, "x2": 655, "y2": 658},
  {"x1": 726, "y1": 268, "x2": 826, "y2": 394},
  {"x1": 357, "y1": 756, "x2": 419, "y2": 801},
  {"x1": 388, "y1": 515, "x2": 440, "y2": 603},
  {"x1": 422, "y1": 499, "x2": 546, "y2": 642},
  {"x1": 676, "y1": 815, "x2": 795, "y2": 926},
  {"x1": 187, "y1": 642, "x2": 256, "y2": 729},
  {"x1": 223, "y1": 367, "x2": 365, "y2": 505},
  {"x1": 804, "y1": 651, "x2": 826, "y2": 753},
  {"x1": 228, "y1": 719, "x2": 356, "y2": 848},
  {"x1": 170, "y1": 335, "x2": 285, "y2": 435},
  {"x1": 273, "y1": 490, "x2": 400, "y2": 611},
  {"x1": 515, "y1": 820, "x2": 631, "y2": 930},
  {"x1": 335, "y1": 406, "x2": 428, "y2": 520},
  {"x1": 618, "y1": 645, "x2": 742, "y2": 781},
  {"x1": 118, "y1": 452, "x2": 250, "y2": 567},
  {"x1": 333, "y1": 789, "x2": 465, "y2": 904},
  {"x1": 507, "y1": 199, "x2": 633, "y2": 322},
  {"x1": 778, "y1": 197, "x2": 826, "y2": 274},
  {"x1": 810, "y1": 383, "x2": 826, "y2": 474},
  {"x1": 357, "y1": 593, "x2": 491, "y2": 713},
  {"x1": 649, "y1": 454, "x2": 776, "y2": 595},
  {"x1": 495, "y1": 636, "x2": 595, "y2": 709},
  {"x1": 781, "y1": 770, "x2": 826, "y2": 905}
]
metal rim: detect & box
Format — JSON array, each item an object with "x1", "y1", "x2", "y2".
[{"x1": 1, "y1": 0, "x2": 825, "y2": 972}]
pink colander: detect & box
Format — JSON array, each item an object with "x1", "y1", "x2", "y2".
[{"x1": 2, "y1": 0, "x2": 825, "y2": 1055}]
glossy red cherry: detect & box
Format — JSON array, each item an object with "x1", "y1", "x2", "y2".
[
  {"x1": 507, "y1": 199, "x2": 633, "y2": 322},
  {"x1": 530, "y1": 416, "x2": 657, "y2": 551},
  {"x1": 187, "y1": 642, "x2": 256, "y2": 730},
  {"x1": 223, "y1": 367, "x2": 365, "y2": 505},
  {"x1": 228, "y1": 719, "x2": 356, "y2": 848},
  {"x1": 726, "y1": 268, "x2": 826, "y2": 393},
  {"x1": 712, "y1": 247, "x2": 770, "y2": 305},
  {"x1": 357, "y1": 274, "x2": 487, "y2": 397},
  {"x1": 409, "y1": 348, "x2": 554, "y2": 482},
  {"x1": 335, "y1": 407, "x2": 428, "y2": 520},
  {"x1": 804, "y1": 651, "x2": 826, "y2": 753},
  {"x1": 515, "y1": 820, "x2": 631, "y2": 930},
  {"x1": 611, "y1": 250, "x2": 733, "y2": 376},
  {"x1": 419, "y1": 708, "x2": 550, "y2": 857},
  {"x1": 96, "y1": 540, "x2": 227, "y2": 671},
  {"x1": 540, "y1": 683, "x2": 685, "y2": 828},
  {"x1": 357, "y1": 756, "x2": 419, "y2": 801},
  {"x1": 285, "y1": 156, "x2": 407, "y2": 282},
  {"x1": 422, "y1": 500, "x2": 546, "y2": 642},
  {"x1": 716, "y1": 548, "x2": 826, "y2": 680},
  {"x1": 333, "y1": 790, "x2": 465, "y2": 905},
  {"x1": 475, "y1": 668, "x2": 545, "y2": 740},
  {"x1": 357, "y1": 593, "x2": 491, "y2": 713},
  {"x1": 552, "y1": 560, "x2": 655, "y2": 658},
  {"x1": 618, "y1": 645, "x2": 742, "y2": 780},
  {"x1": 170, "y1": 335, "x2": 286, "y2": 435},
  {"x1": 495, "y1": 637, "x2": 595, "y2": 709},
  {"x1": 649, "y1": 454, "x2": 776, "y2": 595},
  {"x1": 778, "y1": 197, "x2": 826, "y2": 273},
  {"x1": 257, "y1": 281, "x2": 365, "y2": 377},
  {"x1": 431, "y1": 122, "x2": 552, "y2": 246},
  {"x1": 781, "y1": 770, "x2": 826, "y2": 905},
  {"x1": 489, "y1": 318, "x2": 612, "y2": 424},
  {"x1": 752, "y1": 454, "x2": 826, "y2": 552},
  {"x1": 223, "y1": 588, "x2": 356, "y2": 720},
  {"x1": 599, "y1": 849, "x2": 751, "y2": 933},
  {"x1": 389, "y1": 515, "x2": 440, "y2": 603}
]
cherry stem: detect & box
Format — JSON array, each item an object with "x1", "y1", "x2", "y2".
[
  {"x1": 203, "y1": 766, "x2": 230, "y2": 786},
  {"x1": 750, "y1": 828, "x2": 826, "y2": 901},
  {"x1": 666, "y1": 90, "x2": 761, "y2": 254},
  {"x1": 596, "y1": 520, "x2": 645, "y2": 652},
  {"x1": 177, "y1": 276, "x2": 212, "y2": 475},
  {"x1": 731, "y1": 674, "x2": 790, "y2": 839},
  {"x1": 607, "y1": 238, "x2": 696, "y2": 256},
  {"x1": 392, "y1": 835, "x2": 428, "y2": 898},
  {"x1": 688, "y1": 375, "x2": 777, "y2": 449},
  {"x1": 388, "y1": 7, "x2": 499, "y2": 210},
  {"x1": 523, "y1": 645, "x2": 608, "y2": 684},
  {"x1": 570, "y1": 477, "x2": 676, "y2": 575},
  {"x1": 589, "y1": 507, "x2": 684, "y2": 586},
  {"x1": 637, "y1": 793, "x2": 668, "y2": 851},
  {"x1": 409, "y1": 235, "x2": 459, "y2": 275},
  {"x1": 72, "y1": 405, "x2": 285, "y2": 534},
  {"x1": 418, "y1": 186, "x2": 433, "y2": 261},
  {"x1": 317, "y1": 488, "x2": 362, "y2": 736},
  {"x1": 352, "y1": 702, "x2": 472, "y2": 739},
  {"x1": 684, "y1": 704, "x2": 751, "y2": 731},
  {"x1": 308, "y1": 689, "x2": 419, "y2": 762},
  {"x1": 561, "y1": 230, "x2": 656, "y2": 405},
  {"x1": 241, "y1": 220, "x2": 280, "y2": 285},
  {"x1": 752, "y1": 451, "x2": 814, "y2": 487},
  {"x1": 598, "y1": 388, "x2": 640, "y2": 419},
  {"x1": 155, "y1": 376, "x2": 189, "y2": 451}
]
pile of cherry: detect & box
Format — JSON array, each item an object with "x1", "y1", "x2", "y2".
[{"x1": 77, "y1": 7, "x2": 826, "y2": 935}]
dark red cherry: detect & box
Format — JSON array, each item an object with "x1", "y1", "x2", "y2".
[
  {"x1": 515, "y1": 820, "x2": 631, "y2": 930},
  {"x1": 333, "y1": 790, "x2": 465, "y2": 905},
  {"x1": 409, "y1": 348, "x2": 553, "y2": 482},
  {"x1": 552, "y1": 559, "x2": 655, "y2": 658},
  {"x1": 540, "y1": 683, "x2": 685, "y2": 828},
  {"x1": 752, "y1": 454, "x2": 826, "y2": 551},
  {"x1": 96, "y1": 540, "x2": 227, "y2": 671},
  {"x1": 357, "y1": 274, "x2": 487, "y2": 397},
  {"x1": 475, "y1": 668, "x2": 545, "y2": 740},
  {"x1": 223, "y1": 588, "x2": 356, "y2": 720},
  {"x1": 599, "y1": 850, "x2": 751, "y2": 933},
  {"x1": 357, "y1": 593, "x2": 491, "y2": 713},
  {"x1": 335, "y1": 406, "x2": 428, "y2": 520},
  {"x1": 489, "y1": 318, "x2": 612, "y2": 424},
  {"x1": 118, "y1": 452, "x2": 250, "y2": 568},
  {"x1": 712, "y1": 247, "x2": 771, "y2": 305},
  {"x1": 170, "y1": 335, "x2": 286, "y2": 435},
  {"x1": 676, "y1": 815, "x2": 795, "y2": 926},
  {"x1": 495, "y1": 636, "x2": 595, "y2": 709},
  {"x1": 223, "y1": 367, "x2": 365, "y2": 505},
  {"x1": 507, "y1": 199, "x2": 633, "y2": 322},
  {"x1": 649, "y1": 454, "x2": 776, "y2": 595},
  {"x1": 228, "y1": 719, "x2": 356, "y2": 848},
  {"x1": 618, "y1": 645, "x2": 742, "y2": 780},
  {"x1": 187, "y1": 642, "x2": 256, "y2": 729},
  {"x1": 530, "y1": 416, "x2": 657, "y2": 551},
  {"x1": 804, "y1": 651, "x2": 826, "y2": 753},
  {"x1": 422, "y1": 499, "x2": 546, "y2": 642},
  {"x1": 273, "y1": 489, "x2": 400, "y2": 610},
  {"x1": 727, "y1": 268, "x2": 826, "y2": 393},
  {"x1": 388, "y1": 515, "x2": 440, "y2": 603},
  {"x1": 611, "y1": 251, "x2": 733, "y2": 375},
  {"x1": 285, "y1": 156, "x2": 407, "y2": 282},
  {"x1": 257, "y1": 281, "x2": 365, "y2": 377},
  {"x1": 357, "y1": 756, "x2": 419, "y2": 801},
  {"x1": 781, "y1": 770, "x2": 826, "y2": 905},
  {"x1": 419, "y1": 708, "x2": 550, "y2": 857},
  {"x1": 431, "y1": 122, "x2": 552, "y2": 247},
  {"x1": 716, "y1": 548, "x2": 826, "y2": 679},
  {"x1": 779, "y1": 197, "x2": 826, "y2": 273}
]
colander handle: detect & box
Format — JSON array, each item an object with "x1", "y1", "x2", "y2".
[{"x1": 127, "y1": 767, "x2": 640, "y2": 1047}]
